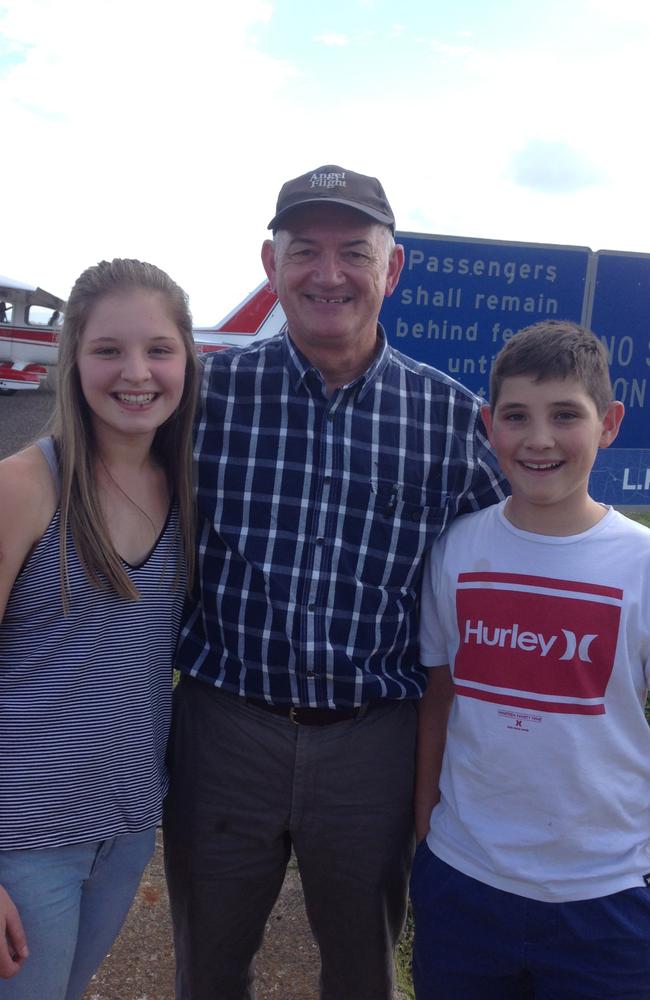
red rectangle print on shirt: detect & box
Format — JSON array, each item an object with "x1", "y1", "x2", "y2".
[{"x1": 454, "y1": 573, "x2": 622, "y2": 715}]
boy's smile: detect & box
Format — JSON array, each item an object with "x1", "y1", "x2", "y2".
[{"x1": 481, "y1": 375, "x2": 624, "y2": 535}]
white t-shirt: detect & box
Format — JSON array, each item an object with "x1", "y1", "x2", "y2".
[{"x1": 420, "y1": 501, "x2": 650, "y2": 902}]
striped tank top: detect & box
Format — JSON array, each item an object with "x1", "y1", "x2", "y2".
[{"x1": 0, "y1": 438, "x2": 186, "y2": 849}]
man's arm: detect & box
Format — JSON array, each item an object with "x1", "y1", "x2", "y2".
[{"x1": 414, "y1": 665, "x2": 454, "y2": 844}]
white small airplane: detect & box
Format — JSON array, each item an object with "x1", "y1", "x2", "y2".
[
  {"x1": 0, "y1": 276, "x2": 65, "y2": 392},
  {"x1": 0, "y1": 277, "x2": 286, "y2": 393}
]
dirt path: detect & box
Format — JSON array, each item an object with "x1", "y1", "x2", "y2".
[{"x1": 82, "y1": 830, "x2": 408, "y2": 1000}]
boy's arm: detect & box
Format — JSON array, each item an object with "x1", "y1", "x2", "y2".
[{"x1": 414, "y1": 665, "x2": 454, "y2": 844}]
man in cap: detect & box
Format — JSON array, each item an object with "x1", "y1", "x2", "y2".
[{"x1": 164, "y1": 165, "x2": 506, "y2": 999}]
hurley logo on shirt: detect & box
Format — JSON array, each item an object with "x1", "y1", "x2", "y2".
[
  {"x1": 463, "y1": 621, "x2": 598, "y2": 662},
  {"x1": 454, "y1": 572, "x2": 622, "y2": 716}
]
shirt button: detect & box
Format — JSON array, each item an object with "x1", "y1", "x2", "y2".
[
  {"x1": 308, "y1": 603, "x2": 316, "y2": 611},
  {"x1": 323, "y1": 475, "x2": 332, "y2": 485},
  {"x1": 411, "y1": 510, "x2": 420, "y2": 521},
  {"x1": 316, "y1": 537, "x2": 324, "y2": 546},
  {"x1": 306, "y1": 670, "x2": 316, "y2": 679}
]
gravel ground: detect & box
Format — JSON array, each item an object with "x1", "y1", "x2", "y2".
[
  {"x1": 81, "y1": 829, "x2": 320, "y2": 1000},
  {"x1": 0, "y1": 376, "x2": 56, "y2": 459},
  {"x1": 81, "y1": 830, "x2": 410, "y2": 1000}
]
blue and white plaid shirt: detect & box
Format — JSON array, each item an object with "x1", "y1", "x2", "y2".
[{"x1": 177, "y1": 329, "x2": 507, "y2": 707}]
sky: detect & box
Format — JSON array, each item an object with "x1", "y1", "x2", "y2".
[{"x1": 1, "y1": 0, "x2": 649, "y2": 324}]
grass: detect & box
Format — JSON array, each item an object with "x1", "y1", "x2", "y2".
[{"x1": 395, "y1": 905, "x2": 416, "y2": 999}]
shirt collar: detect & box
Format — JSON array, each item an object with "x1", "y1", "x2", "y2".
[{"x1": 282, "y1": 325, "x2": 391, "y2": 400}]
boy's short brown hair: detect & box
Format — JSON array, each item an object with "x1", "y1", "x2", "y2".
[{"x1": 489, "y1": 320, "x2": 613, "y2": 416}]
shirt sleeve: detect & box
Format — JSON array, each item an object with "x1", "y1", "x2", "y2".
[
  {"x1": 419, "y1": 539, "x2": 450, "y2": 668},
  {"x1": 457, "y1": 396, "x2": 509, "y2": 516}
]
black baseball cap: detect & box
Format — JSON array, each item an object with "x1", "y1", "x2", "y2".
[{"x1": 268, "y1": 165, "x2": 396, "y2": 233}]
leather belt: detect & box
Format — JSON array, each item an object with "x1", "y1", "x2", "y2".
[
  {"x1": 179, "y1": 676, "x2": 374, "y2": 727},
  {"x1": 244, "y1": 699, "x2": 370, "y2": 726}
]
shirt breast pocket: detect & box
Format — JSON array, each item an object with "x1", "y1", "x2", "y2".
[{"x1": 347, "y1": 479, "x2": 450, "y2": 591}]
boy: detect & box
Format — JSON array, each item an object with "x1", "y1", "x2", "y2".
[{"x1": 411, "y1": 320, "x2": 650, "y2": 999}]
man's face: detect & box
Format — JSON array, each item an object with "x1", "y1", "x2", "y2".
[{"x1": 261, "y1": 204, "x2": 403, "y2": 362}]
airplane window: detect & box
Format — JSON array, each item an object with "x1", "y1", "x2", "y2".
[{"x1": 26, "y1": 305, "x2": 60, "y2": 326}]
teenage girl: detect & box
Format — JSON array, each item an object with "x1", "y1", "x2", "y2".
[{"x1": 0, "y1": 258, "x2": 200, "y2": 998}]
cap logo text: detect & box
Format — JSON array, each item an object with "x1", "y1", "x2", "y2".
[{"x1": 309, "y1": 171, "x2": 346, "y2": 189}]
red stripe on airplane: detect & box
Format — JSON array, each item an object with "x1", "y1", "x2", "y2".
[
  {"x1": 0, "y1": 326, "x2": 58, "y2": 346},
  {"x1": 217, "y1": 285, "x2": 278, "y2": 334},
  {"x1": 0, "y1": 364, "x2": 40, "y2": 384}
]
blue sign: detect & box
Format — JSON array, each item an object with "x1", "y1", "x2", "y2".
[
  {"x1": 379, "y1": 233, "x2": 590, "y2": 400},
  {"x1": 380, "y1": 234, "x2": 649, "y2": 507},
  {"x1": 590, "y1": 449, "x2": 650, "y2": 507},
  {"x1": 587, "y1": 251, "x2": 650, "y2": 450}
]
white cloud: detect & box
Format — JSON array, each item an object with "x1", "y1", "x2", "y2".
[
  {"x1": 510, "y1": 140, "x2": 604, "y2": 194},
  {"x1": 1, "y1": 0, "x2": 649, "y2": 323},
  {"x1": 0, "y1": 0, "x2": 299, "y2": 321},
  {"x1": 314, "y1": 33, "x2": 349, "y2": 46},
  {"x1": 428, "y1": 37, "x2": 473, "y2": 57},
  {"x1": 586, "y1": 0, "x2": 650, "y2": 24}
]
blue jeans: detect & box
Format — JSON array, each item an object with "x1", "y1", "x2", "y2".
[
  {"x1": 0, "y1": 828, "x2": 155, "y2": 1000},
  {"x1": 410, "y1": 844, "x2": 650, "y2": 1000}
]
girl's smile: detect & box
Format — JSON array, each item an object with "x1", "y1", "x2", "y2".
[{"x1": 76, "y1": 289, "x2": 187, "y2": 443}]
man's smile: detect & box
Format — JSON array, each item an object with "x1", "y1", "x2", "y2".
[{"x1": 306, "y1": 294, "x2": 353, "y2": 304}]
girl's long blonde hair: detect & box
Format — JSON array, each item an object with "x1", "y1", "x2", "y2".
[{"x1": 50, "y1": 258, "x2": 200, "y2": 610}]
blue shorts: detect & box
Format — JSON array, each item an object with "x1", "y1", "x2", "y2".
[{"x1": 410, "y1": 843, "x2": 650, "y2": 1000}]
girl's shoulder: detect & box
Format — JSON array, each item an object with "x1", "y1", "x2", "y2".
[
  {"x1": 0, "y1": 444, "x2": 58, "y2": 564},
  {"x1": 0, "y1": 441, "x2": 57, "y2": 494}
]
